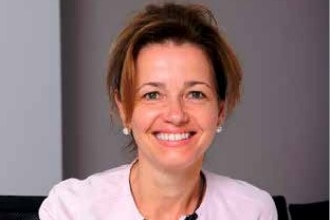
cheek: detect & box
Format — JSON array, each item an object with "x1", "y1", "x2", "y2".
[
  {"x1": 189, "y1": 105, "x2": 220, "y2": 127},
  {"x1": 130, "y1": 102, "x2": 220, "y2": 131},
  {"x1": 130, "y1": 106, "x2": 160, "y2": 131}
]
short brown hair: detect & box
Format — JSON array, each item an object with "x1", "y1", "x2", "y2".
[{"x1": 107, "y1": 2, "x2": 242, "y2": 125}]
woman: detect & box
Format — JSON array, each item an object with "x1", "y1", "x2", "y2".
[{"x1": 39, "y1": 2, "x2": 277, "y2": 220}]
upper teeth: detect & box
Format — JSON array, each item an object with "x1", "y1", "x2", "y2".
[{"x1": 156, "y1": 133, "x2": 190, "y2": 141}]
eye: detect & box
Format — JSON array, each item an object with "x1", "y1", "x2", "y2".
[
  {"x1": 143, "y1": 91, "x2": 160, "y2": 100},
  {"x1": 188, "y1": 91, "x2": 206, "y2": 99}
]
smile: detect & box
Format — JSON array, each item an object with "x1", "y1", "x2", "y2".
[{"x1": 155, "y1": 132, "x2": 192, "y2": 141}]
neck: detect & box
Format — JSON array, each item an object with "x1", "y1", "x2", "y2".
[{"x1": 129, "y1": 160, "x2": 204, "y2": 220}]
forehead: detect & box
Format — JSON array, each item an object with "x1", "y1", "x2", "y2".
[{"x1": 135, "y1": 42, "x2": 214, "y2": 85}]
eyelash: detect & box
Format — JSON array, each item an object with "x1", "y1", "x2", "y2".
[
  {"x1": 187, "y1": 91, "x2": 206, "y2": 99},
  {"x1": 143, "y1": 91, "x2": 161, "y2": 100},
  {"x1": 142, "y1": 91, "x2": 207, "y2": 101}
]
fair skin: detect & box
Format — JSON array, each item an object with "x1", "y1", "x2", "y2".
[{"x1": 116, "y1": 41, "x2": 225, "y2": 220}]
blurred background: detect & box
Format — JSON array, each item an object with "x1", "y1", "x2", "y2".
[{"x1": 0, "y1": 0, "x2": 328, "y2": 205}]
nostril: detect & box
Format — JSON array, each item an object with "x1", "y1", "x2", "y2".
[
  {"x1": 160, "y1": 97, "x2": 190, "y2": 126},
  {"x1": 164, "y1": 110, "x2": 189, "y2": 125}
]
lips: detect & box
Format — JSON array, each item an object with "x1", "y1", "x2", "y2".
[{"x1": 155, "y1": 132, "x2": 195, "y2": 141}]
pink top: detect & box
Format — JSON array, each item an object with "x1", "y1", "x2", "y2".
[{"x1": 39, "y1": 164, "x2": 277, "y2": 220}]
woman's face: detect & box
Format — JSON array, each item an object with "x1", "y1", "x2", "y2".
[{"x1": 119, "y1": 42, "x2": 225, "y2": 171}]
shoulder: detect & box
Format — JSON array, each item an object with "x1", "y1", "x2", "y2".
[
  {"x1": 39, "y1": 164, "x2": 131, "y2": 220},
  {"x1": 201, "y1": 170, "x2": 277, "y2": 219},
  {"x1": 205, "y1": 170, "x2": 272, "y2": 203},
  {"x1": 53, "y1": 164, "x2": 130, "y2": 197}
]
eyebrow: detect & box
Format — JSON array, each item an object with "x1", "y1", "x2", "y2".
[
  {"x1": 137, "y1": 80, "x2": 213, "y2": 91},
  {"x1": 137, "y1": 82, "x2": 165, "y2": 91},
  {"x1": 184, "y1": 81, "x2": 213, "y2": 89}
]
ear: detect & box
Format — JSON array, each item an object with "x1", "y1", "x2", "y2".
[
  {"x1": 115, "y1": 92, "x2": 127, "y2": 126},
  {"x1": 217, "y1": 100, "x2": 226, "y2": 126}
]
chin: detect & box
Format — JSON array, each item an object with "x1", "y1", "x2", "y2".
[{"x1": 154, "y1": 152, "x2": 204, "y2": 171}]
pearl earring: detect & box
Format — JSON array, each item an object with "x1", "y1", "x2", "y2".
[
  {"x1": 122, "y1": 127, "x2": 130, "y2": 135},
  {"x1": 216, "y1": 126, "x2": 223, "y2": 133}
]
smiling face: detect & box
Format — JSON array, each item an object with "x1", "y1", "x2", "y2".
[{"x1": 117, "y1": 41, "x2": 225, "y2": 171}]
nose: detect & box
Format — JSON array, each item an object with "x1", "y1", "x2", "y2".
[{"x1": 164, "y1": 97, "x2": 189, "y2": 125}]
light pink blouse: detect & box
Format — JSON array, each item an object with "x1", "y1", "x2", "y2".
[{"x1": 39, "y1": 164, "x2": 277, "y2": 220}]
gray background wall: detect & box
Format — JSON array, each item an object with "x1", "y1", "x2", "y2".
[
  {"x1": 0, "y1": 0, "x2": 62, "y2": 195},
  {"x1": 61, "y1": 0, "x2": 328, "y2": 204}
]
